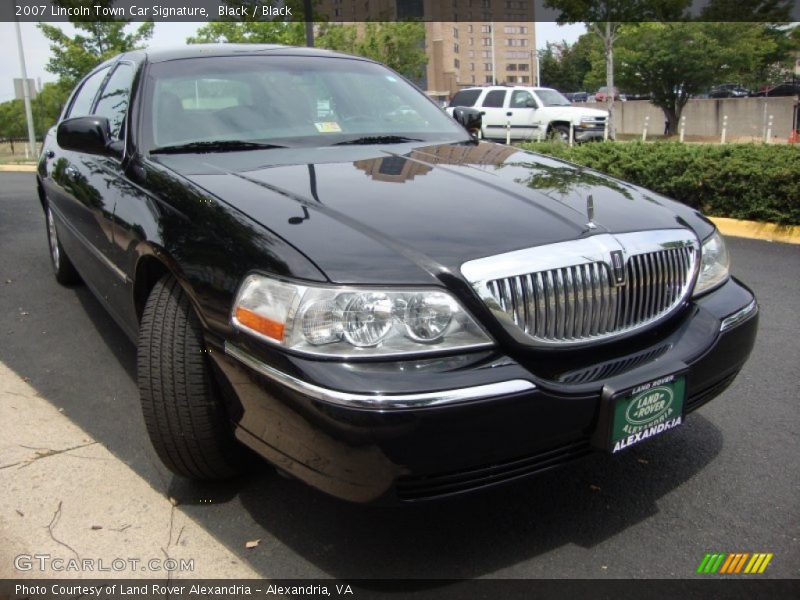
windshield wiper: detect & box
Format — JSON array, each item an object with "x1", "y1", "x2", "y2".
[
  {"x1": 332, "y1": 135, "x2": 423, "y2": 146},
  {"x1": 150, "y1": 140, "x2": 286, "y2": 154}
]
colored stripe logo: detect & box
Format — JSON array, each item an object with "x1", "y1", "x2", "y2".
[{"x1": 696, "y1": 553, "x2": 773, "y2": 574}]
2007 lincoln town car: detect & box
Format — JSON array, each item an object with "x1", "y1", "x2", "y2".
[{"x1": 38, "y1": 45, "x2": 758, "y2": 503}]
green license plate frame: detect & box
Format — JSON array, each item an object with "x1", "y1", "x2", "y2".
[{"x1": 592, "y1": 369, "x2": 687, "y2": 454}]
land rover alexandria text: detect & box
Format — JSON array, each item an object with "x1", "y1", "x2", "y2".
[{"x1": 37, "y1": 44, "x2": 758, "y2": 503}]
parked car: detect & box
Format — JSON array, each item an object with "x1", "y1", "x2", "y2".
[
  {"x1": 447, "y1": 85, "x2": 608, "y2": 142},
  {"x1": 709, "y1": 83, "x2": 751, "y2": 98},
  {"x1": 564, "y1": 91, "x2": 589, "y2": 103},
  {"x1": 752, "y1": 81, "x2": 800, "y2": 97},
  {"x1": 38, "y1": 45, "x2": 758, "y2": 503},
  {"x1": 595, "y1": 86, "x2": 621, "y2": 102}
]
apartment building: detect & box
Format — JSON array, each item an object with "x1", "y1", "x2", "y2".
[{"x1": 425, "y1": 22, "x2": 536, "y2": 102}]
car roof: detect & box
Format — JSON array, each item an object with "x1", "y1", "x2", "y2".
[
  {"x1": 458, "y1": 85, "x2": 556, "y2": 93},
  {"x1": 119, "y1": 44, "x2": 368, "y2": 64}
]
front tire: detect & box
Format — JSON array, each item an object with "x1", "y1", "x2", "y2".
[
  {"x1": 138, "y1": 275, "x2": 245, "y2": 479},
  {"x1": 548, "y1": 124, "x2": 571, "y2": 143},
  {"x1": 45, "y1": 204, "x2": 81, "y2": 285}
]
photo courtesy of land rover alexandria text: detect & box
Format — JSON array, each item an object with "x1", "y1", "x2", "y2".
[{"x1": 37, "y1": 45, "x2": 758, "y2": 503}]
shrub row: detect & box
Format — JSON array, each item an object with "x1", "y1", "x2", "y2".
[{"x1": 517, "y1": 141, "x2": 800, "y2": 225}]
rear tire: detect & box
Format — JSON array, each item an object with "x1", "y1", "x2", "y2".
[
  {"x1": 45, "y1": 204, "x2": 81, "y2": 286},
  {"x1": 138, "y1": 275, "x2": 245, "y2": 479}
]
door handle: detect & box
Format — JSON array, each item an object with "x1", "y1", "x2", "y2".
[{"x1": 506, "y1": 111, "x2": 513, "y2": 116}]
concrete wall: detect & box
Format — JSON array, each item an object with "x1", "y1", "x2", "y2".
[{"x1": 575, "y1": 97, "x2": 798, "y2": 140}]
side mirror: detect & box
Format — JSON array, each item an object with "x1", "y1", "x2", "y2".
[
  {"x1": 452, "y1": 107, "x2": 483, "y2": 138},
  {"x1": 57, "y1": 116, "x2": 113, "y2": 156}
]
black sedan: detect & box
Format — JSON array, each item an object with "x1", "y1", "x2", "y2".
[{"x1": 38, "y1": 45, "x2": 758, "y2": 503}]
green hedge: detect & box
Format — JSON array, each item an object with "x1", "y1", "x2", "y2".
[{"x1": 517, "y1": 141, "x2": 800, "y2": 225}]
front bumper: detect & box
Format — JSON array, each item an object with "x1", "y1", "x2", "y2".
[
  {"x1": 574, "y1": 127, "x2": 606, "y2": 142},
  {"x1": 210, "y1": 277, "x2": 757, "y2": 504}
]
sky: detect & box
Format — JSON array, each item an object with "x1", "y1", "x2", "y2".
[{"x1": 0, "y1": 21, "x2": 586, "y2": 102}]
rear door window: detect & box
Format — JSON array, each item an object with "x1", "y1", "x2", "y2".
[{"x1": 481, "y1": 90, "x2": 507, "y2": 108}]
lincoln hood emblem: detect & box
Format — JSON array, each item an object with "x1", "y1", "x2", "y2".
[{"x1": 586, "y1": 194, "x2": 597, "y2": 230}]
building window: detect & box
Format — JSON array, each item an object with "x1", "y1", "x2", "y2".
[
  {"x1": 454, "y1": 43, "x2": 460, "y2": 53},
  {"x1": 506, "y1": 39, "x2": 528, "y2": 47},
  {"x1": 481, "y1": 37, "x2": 492, "y2": 46},
  {"x1": 468, "y1": 50, "x2": 475, "y2": 58},
  {"x1": 469, "y1": 62, "x2": 475, "y2": 71},
  {"x1": 467, "y1": 24, "x2": 473, "y2": 33},
  {"x1": 485, "y1": 75, "x2": 494, "y2": 84},
  {"x1": 468, "y1": 37, "x2": 474, "y2": 45},
  {"x1": 503, "y1": 26, "x2": 529, "y2": 34},
  {"x1": 507, "y1": 64, "x2": 517, "y2": 71},
  {"x1": 455, "y1": 58, "x2": 460, "y2": 68},
  {"x1": 520, "y1": 75, "x2": 530, "y2": 83},
  {"x1": 480, "y1": 25, "x2": 491, "y2": 33},
  {"x1": 471, "y1": 75, "x2": 476, "y2": 83},
  {"x1": 481, "y1": 50, "x2": 491, "y2": 58},
  {"x1": 453, "y1": 27, "x2": 459, "y2": 38},
  {"x1": 506, "y1": 51, "x2": 528, "y2": 59},
  {"x1": 484, "y1": 63, "x2": 493, "y2": 71}
]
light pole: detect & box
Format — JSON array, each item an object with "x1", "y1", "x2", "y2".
[
  {"x1": 14, "y1": 18, "x2": 37, "y2": 158},
  {"x1": 304, "y1": 0, "x2": 313, "y2": 47}
]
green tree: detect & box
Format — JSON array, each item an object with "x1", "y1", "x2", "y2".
[
  {"x1": 538, "y1": 33, "x2": 598, "y2": 92},
  {"x1": 38, "y1": 1, "x2": 153, "y2": 89},
  {"x1": 33, "y1": 82, "x2": 73, "y2": 133},
  {"x1": 0, "y1": 82, "x2": 70, "y2": 141},
  {"x1": 613, "y1": 22, "x2": 784, "y2": 134},
  {"x1": 354, "y1": 22, "x2": 427, "y2": 80},
  {"x1": 188, "y1": 21, "x2": 307, "y2": 45},
  {"x1": 544, "y1": 0, "x2": 690, "y2": 138},
  {"x1": 0, "y1": 100, "x2": 27, "y2": 139}
]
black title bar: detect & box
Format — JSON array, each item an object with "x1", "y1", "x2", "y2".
[{"x1": 3, "y1": 0, "x2": 799, "y2": 22}]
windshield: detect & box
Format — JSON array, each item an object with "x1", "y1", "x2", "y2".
[
  {"x1": 144, "y1": 55, "x2": 467, "y2": 151},
  {"x1": 534, "y1": 89, "x2": 572, "y2": 107}
]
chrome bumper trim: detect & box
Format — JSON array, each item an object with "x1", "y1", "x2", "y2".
[
  {"x1": 224, "y1": 342, "x2": 536, "y2": 410},
  {"x1": 720, "y1": 300, "x2": 758, "y2": 332}
]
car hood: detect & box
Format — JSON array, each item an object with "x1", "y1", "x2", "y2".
[
  {"x1": 151, "y1": 141, "x2": 712, "y2": 285},
  {"x1": 539, "y1": 106, "x2": 607, "y2": 119}
]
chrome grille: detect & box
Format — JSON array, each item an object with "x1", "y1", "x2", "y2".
[{"x1": 462, "y1": 231, "x2": 699, "y2": 346}]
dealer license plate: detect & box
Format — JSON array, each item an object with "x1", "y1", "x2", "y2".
[{"x1": 610, "y1": 374, "x2": 685, "y2": 454}]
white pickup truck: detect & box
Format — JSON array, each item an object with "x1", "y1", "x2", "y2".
[{"x1": 446, "y1": 85, "x2": 608, "y2": 142}]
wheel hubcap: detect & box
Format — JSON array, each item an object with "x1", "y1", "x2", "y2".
[{"x1": 47, "y1": 208, "x2": 60, "y2": 269}]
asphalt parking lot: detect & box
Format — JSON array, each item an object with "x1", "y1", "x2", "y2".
[{"x1": 1, "y1": 171, "x2": 798, "y2": 580}]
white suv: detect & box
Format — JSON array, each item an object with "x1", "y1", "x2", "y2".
[{"x1": 447, "y1": 86, "x2": 608, "y2": 142}]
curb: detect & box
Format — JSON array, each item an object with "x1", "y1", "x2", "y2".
[
  {"x1": 0, "y1": 164, "x2": 36, "y2": 172},
  {"x1": 710, "y1": 217, "x2": 800, "y2": 245}
]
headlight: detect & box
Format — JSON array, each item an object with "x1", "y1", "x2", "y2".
[
  {"x1": 232, "y1": 274, "x2": 493, "y2": 357},
  {"x1": 693, "y1": 230, "x2": 730, "y2": 296}
]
